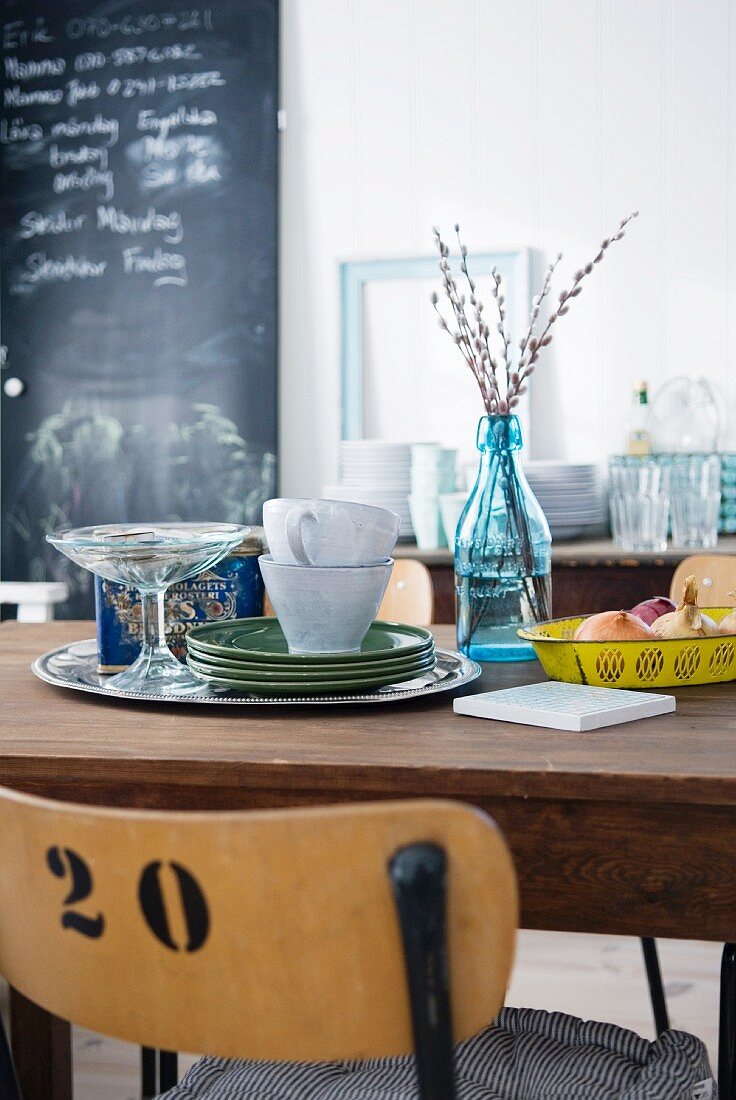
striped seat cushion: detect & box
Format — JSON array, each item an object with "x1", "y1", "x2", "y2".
[{"x1": 157, "y1": 1007, "x2": 715, "y2": 1099}]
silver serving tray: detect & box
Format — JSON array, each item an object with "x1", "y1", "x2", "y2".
[{"x1": 31, "y1": 639, "x2": 481, "y2": 706}]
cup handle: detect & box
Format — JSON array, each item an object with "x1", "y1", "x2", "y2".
[{"x1": 285, "y1": 504, "x2": 318, "y2": 565}]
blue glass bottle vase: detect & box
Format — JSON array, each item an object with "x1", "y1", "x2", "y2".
[{"x1": 455, "y1": 415, "x2": 551, "y2": 662}]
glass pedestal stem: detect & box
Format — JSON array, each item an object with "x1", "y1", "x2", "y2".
[
  {"x1": 107, "y1": 585, "x2": 210, "y2": 696},
  {"x1": 141, "y1": 588, "x2": 170, "y2": 664}
]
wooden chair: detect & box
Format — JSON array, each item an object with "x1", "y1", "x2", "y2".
[
  {"x1": 0, "y1": 787, "x2": 517, "y2": 1100},
  {"x1": 0, "y1": 581, "x2": 68, "y2": 622},
  {"x1": 378, "y1": 558, "x2": 434, "y2": 626},
  {"x1": 670, "y1": 554, "x2": 736, "y2": 605}
]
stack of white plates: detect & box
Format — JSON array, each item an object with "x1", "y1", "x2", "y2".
[
  {"x1": 524, "y1": 461, "x2": 607, "y2": 541},
  {"x1": 323, "y1": 440, "x2": 413, "y2": 539}
]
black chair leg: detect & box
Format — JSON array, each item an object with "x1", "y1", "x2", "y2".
[
  {"x1": 159, "y1": 1050, "x2": 179, "y2": 1091},
  {"x1": 640, "y1": 937, "x2": 670, "y2": 1036},
  {"x1": 0, "y1": 1012, "x2": 22, "y2": 1100},
  {"x1": 142, "y1": 1046, "x2": 179, "y2": 1097},
  {"x1": 141, "y1": 1045, "x2": 157, "y2": 1098},
  {"x1": 389, "y1": 842, "x2": 457, "y2": 1100},
  {"x1": 719, "y1": 943, "x2": 736, "y2": 1099}
]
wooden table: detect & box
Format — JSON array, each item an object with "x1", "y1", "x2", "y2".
[{"x1": 2, "y1": 621, "x2": 736, "y2": 1098}]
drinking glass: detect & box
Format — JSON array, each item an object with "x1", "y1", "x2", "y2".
[
  {"x1": 47, "y1": 523, "x2": 250, "y2": 695},
  {"x1": 608, "y1": 456, "x2": 671, "y2": 552},
  {"x1": 670, "y1": 454, "x2": 721, "y2": 549}
]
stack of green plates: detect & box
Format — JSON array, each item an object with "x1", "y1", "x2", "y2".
[{"x1": 185, "y1": 618, "x2": 436, "y2": 695}]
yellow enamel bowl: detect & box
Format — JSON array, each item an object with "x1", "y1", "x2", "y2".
[{"x1": 518, "y1": 608, "x2": 736, "y2": 689}]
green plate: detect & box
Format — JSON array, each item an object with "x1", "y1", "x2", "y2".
[
  {"x1": 186, "y1": 651, "x2": 436, "y2": 684},
  {"x1": 185, "y1": 639, "x2": 434, "y2": 675},
  {"x1": 185, "y1": 619, "x2": 434, "y2": 664},
  {"x1": 186, "y1": 658, "x2": 436, "y2": 695}
]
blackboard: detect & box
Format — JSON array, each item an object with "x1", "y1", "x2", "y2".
[{"x1": 0, "y1": 0, "x2": 278, "y2": 617}]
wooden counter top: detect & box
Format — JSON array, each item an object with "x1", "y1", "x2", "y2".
[{"x1": 395, "y1": 536, "x2": 736, "y2": 568}]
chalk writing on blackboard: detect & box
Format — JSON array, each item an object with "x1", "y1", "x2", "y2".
[
  {"x1": 1, "y1": 0, "x2": 279, "y2": 616},
  {"x1": 1, "y1": 7, "x2": 229, "y2": 296}
]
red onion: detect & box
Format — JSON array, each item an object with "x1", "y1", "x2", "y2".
[{"x1": 629, "y1": 597, "x2": 677, "y2": 626}]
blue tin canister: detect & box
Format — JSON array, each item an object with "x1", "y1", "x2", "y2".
[{"x1": 95, "y1": 527, "x2": 265, "y2": 672}]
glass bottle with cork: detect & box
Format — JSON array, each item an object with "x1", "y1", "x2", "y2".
[{"x1": 625, "y1": 381, "x2": 653, "y2": 456}]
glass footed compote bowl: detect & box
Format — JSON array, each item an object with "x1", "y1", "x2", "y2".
[{"x1": 47, "y1": 522, "x2": 250, "y2": 696}]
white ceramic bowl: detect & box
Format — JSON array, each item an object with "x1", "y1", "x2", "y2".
[
  {"x1": 263, "y1": 498, "x2": 400, "y2": 567},
  {"x1": 259, "y1": 555, "x2": 393, "y2": 653}
]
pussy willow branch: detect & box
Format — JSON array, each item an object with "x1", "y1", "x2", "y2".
[
  {"x1": 490, "y1": 266, "x2": 510, "y2": 384},
  {"x1": 433, "y1": 226, "x2": 500, "y2": 414},
  {"x1": 517, "y1": 253, "x2": 562, "y2": 371},
  {"x1": 514, "y1": 211, "x2": 639, "y2": 396},
  {"x1": 432, "y1": 210, "x2": 639, "y2": 412},
  {"x1": 435, "y1": 237, "x2": 479, "y2": 374},
  {"x1": 455, "y1": 225, "x2": 502, "y2": 408}
]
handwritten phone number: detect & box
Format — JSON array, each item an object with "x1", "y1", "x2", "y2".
[
  {"x1": 74, "y1": 42, "x2": 202, "y2": 71},
  {"x1": 106, "y1": 71, "x2": 225, "y2": 97},
  {"x1": 66, "y1": 10, "x2": 213, "y2": 40}
]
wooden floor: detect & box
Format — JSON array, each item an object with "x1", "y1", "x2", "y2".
[{"x1": 1, "y1": 931, "x2": 723, "y2": 1098}]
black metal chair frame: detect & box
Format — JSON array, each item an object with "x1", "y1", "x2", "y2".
[
  {"x1": 640, "y1": 938, "x2": 669, "y2": 1037},
  {"x1": 720, "y1": 943, "x2": 736, "y2": 1099},
  {"x1": 0, "y1": 1002, "x2": 21, "y2": 1100},
  {"x1": 141, "y1": 1046, "x2": 179, "y2": 1098},
  {"x1": 0, "y1": 845, "x2": 731, "y2": 1100}
]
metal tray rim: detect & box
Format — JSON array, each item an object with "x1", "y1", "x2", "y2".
[{"x1": 31, "y1": 639, "x2": 481, "y2": 707}]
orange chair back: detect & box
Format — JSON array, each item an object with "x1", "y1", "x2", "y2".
[
  {"x1": 378, "y1": 559, "x2": 434, "y2": 626},
  {"x1": 669, "y1": 555, "x2": 736, "y2": 606},
  {"x1": 0, "y1": 788, "x2": 516, "y2": 1063}
]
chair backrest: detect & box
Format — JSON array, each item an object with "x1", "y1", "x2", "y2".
[
  {"x1": 0, "y1": 788, "x2": 516, "y2": 1065},
  {"x1": 0, "y1": 582, "x2": 68, "y2": 623},
  {"x1": 378, "y1": 559, "x2": 434, "y2": 626},
  {"x1": 669, "y1": 555, "x2": 736, "y2": 606}
]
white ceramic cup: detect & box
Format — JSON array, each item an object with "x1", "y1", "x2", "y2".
[
  {"x1": 411, "y1": 444, "x2": 457, "y2": 471},
  {"x1": 262, "y1": 498, "x2": 400, "y2": 567},
  {"x1": 439, "y1": 492, "x2": 469, "y2": 546},
  {"x1": 411, "y1": 468, "x2": 457, "y2": 496},
  {"x1": 259, "y1": 555, "x2": 393, "y2": 653},
  {"x1": 408, "y1": 496, "x2": 446, "y2": 550}
]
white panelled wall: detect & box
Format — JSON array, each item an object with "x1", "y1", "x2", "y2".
[{"x1": 279, "y1": 0, "x2": 736, "y2": 496}]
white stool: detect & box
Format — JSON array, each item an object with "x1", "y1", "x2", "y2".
[{"x1": 0, "y1": 581, "x2": 69, "y2": 622}]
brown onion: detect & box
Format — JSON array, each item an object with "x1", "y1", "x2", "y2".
[
  {"x1": 718, "y1": 592, "x2": 736, "y2": 635},
  {"x1": 574, "y1": 610, "x2": 655, "y2": 642},
  {"x1": 652, "y1": 575, "x2": 719, "y2": 639}
]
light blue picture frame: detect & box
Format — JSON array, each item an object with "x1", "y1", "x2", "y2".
[{"x1": 340, "y1": 250, "x2": 532, "y2": 440}]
